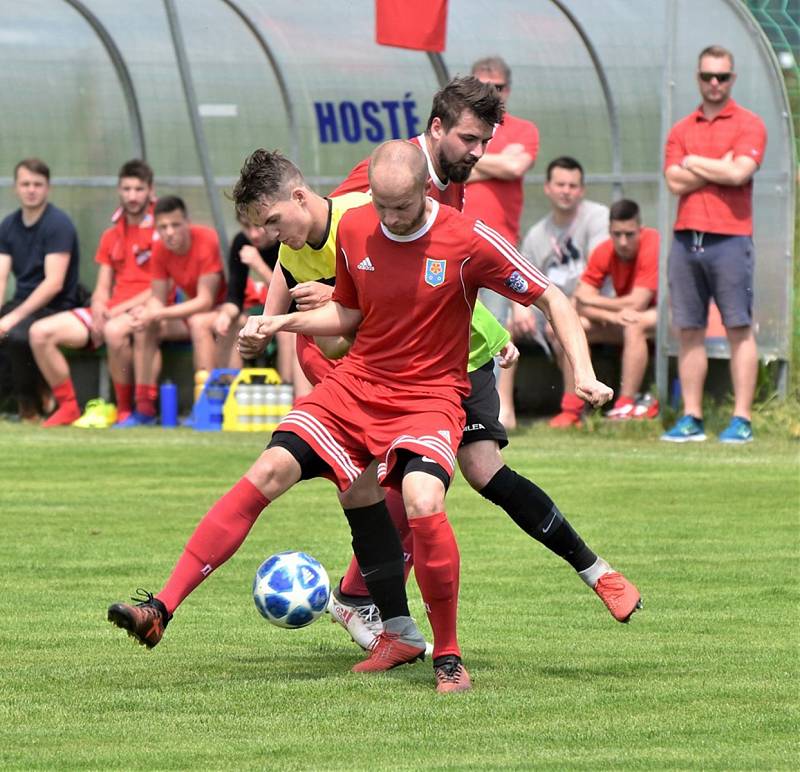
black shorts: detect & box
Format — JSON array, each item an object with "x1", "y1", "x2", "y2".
[{"x1": 460, "y1": 361, "x2": 508, "y2": 449}]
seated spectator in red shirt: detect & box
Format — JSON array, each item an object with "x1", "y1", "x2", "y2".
[
  {"x1": 120, "y1": 196, "x2": 225, "y2": 427},
  {"x1": 564, "y1": 199, "x2": 660, "y2": 422},
  {"x1": 31, "y1": 159, "x2": 156, "y2": 427},
  {"x1": 191, "y1": 211, "x2": 279, "y2": 372}
]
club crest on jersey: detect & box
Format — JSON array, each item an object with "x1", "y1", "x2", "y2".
[
  {"x1": 425, "y1": 258, "x2": 446, "y2": 287},
  {"x1": 505, "y1": 270, "x2": 528, "y2": 294}
]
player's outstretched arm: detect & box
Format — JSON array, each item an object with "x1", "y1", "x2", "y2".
[
  {"x1": 535, "y1": 284, "x2": 613, "y2": 408},
  {"x1": 239, "y1": 301, "x2": 362, "y2": 359}
]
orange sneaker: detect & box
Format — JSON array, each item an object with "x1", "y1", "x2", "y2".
[
  {"x1": 594, "y1": 571, "x2": 642, "y2": 623},
  {"x1": 351, "y1": 631, "x2": 425, "y2": 672},
  {"x1": 548, "y1": 410, "x2": 582, "y2": 428},
  {"x1": 434, "y1": 655, "x2": 472, "y2": 693},
  {"x1": 107, "y1": 589, "x2": 171, "y2": 648}
]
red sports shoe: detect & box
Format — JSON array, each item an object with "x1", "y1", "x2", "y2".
[
  {"x1": 594, "y1": 571, "x2": 642, "y2": 623},
  {"x1": 548, "y1": 410, "x2": 582, "y2": 428},
  {"x1": 351, "y1": 631, "x2": 425, "y2": 672},
  {"x1": 107, "y1": 590, "x2": 171, "y2": 648},
  {"x1": 434, "y1": 655, "x2": 472, "y2": 693},
  {"x1": 632, "y1": 395, "x2": 659, "y2": 419},
  {"x1": 42, "y1": 402, "x2": 81, "y2": 427}
]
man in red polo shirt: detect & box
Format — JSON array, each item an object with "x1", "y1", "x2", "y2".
[
  {"x1": 464, "y1": 55, "x2": 539, "y2": 430},
  {"x1": 662, "y1": 44, "x2": 766, "y2": 444},
  {"x1": 573, "y1": 199, "x2": 660, "y2": 420},
  {"x1": 30, "y1": 159, "x2": 156, "y2": 427},
  {"x1": 119, "y1": 195, "x2": 226, "y2": 426}
]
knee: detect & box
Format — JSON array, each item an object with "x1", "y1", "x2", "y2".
[
  {"x1": 404, "y1": 487, "x2": 445, "y2": 518},
  {"x1": 187, "y1": 313, "x2": 211, "y2": 337},
  {"x1": 28, "y1": 321, "x2": 51, "y2": 349},
  {"x1": 246, "y1": 449, "x2": 297, "y2": 498}
]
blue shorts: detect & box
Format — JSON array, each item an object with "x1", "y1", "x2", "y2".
[{"x1": 667, "y1": 231, "x2": 754, "y2": 329}]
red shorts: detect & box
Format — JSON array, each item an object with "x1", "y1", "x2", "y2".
[
  {"x1": 277, "y1": 371, "x2": 464, "y2": 492},
  {"x1": 296, "y1": 333, "x2": 339, "y2": 386},
  {"x1": 70, "y1": 307, "x2": 100, "y2": 351}
]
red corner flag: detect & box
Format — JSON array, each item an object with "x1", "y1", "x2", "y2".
[{"x1": 375, "y1": 0, "x2": 448, "y2": 52}]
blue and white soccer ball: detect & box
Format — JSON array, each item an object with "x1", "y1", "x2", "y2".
[{"x1": 252, "y1": 550, "x2": 331, "y2": 629}]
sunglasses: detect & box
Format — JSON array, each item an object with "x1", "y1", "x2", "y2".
[{"x1": 699, "y1": 71, "x2": 733, "y2": 83}]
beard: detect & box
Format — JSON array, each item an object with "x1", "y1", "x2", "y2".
[
  {"x1": 437, "y1": 150, "x2": 476, "y2": 184},
  {"x1": 123, "y1": 200, "x2": 149, "y2": 217}
]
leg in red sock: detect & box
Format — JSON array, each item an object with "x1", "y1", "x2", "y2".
[
  {"x1": 408, "y1": 511, "x2": 461, "y2": 659},
  {"x1": 156, "y1": 477, "x2": 269, "y2": 614},
  {"x1": 42, "y1": 379, "x2": 80, "y2": 427},
  {"x1": 136, "y1": 383, "x2": 158, "y2": 417},
  {"x1": 113, "y1": 381, "x2": 134, "y2": 421}
]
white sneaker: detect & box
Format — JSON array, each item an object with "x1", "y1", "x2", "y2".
[
  {"x1": 326, "y1": 588, "x2": 435, "y2": 656},
  {"x1": 327, "y1": 590, "x2": 384, "y2": 650}
]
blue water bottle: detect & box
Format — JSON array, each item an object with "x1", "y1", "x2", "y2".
[{"x1": 160, "y1": 381, "x2": 178, "y2": 428}]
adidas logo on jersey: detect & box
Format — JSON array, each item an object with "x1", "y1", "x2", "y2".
[{"x1": 357, "y1": 256, "x2": 375, "y2": 271}]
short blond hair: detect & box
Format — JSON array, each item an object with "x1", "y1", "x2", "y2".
[{"x1": 698, "y1": 45, "x2": 734, "y2": 69}]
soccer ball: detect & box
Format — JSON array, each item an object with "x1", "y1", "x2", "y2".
[{"x1": 252, "y1": 550, "x2": 330, "y2": 629}]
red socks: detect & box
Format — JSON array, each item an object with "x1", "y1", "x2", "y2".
[
  {"x1": 42, "y1": 380, "x2": 80, "y2": 427},
  {"x1": 408, "y1": 511, "x2": 460, "y2": 659},
  {"x1": 156, "y1": 477, "x2": 270, "y2": 614},
  {"x1": 135, "y1": 384, "x2": 158, "y2": 417},
  {"x1": 340, "y1": 487, "x2": 413, "y2": 596},
  {"x1": 114, "y1": 382, "x2": 134, "y2": 417},
  {"x1": 561, "y1": 391, "x2": 584, "y2": 414}
]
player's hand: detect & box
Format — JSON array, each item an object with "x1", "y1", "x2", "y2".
[
  {"x1": 238, "y1": 244, "x2": 262, "y2": 267},
  {"x1": 214, "y1": 312, "x2": 231, "y2": 336},
  {"x1": 237, "y1": 314, "x2": 278, "y2": 358},
  {"x1": 290, "y1": 281, "x2": 333, "y2": 312},
  {"x1": 501, "y1": 143, "x2": 526, "y2": 157},
  {"x1": 0, "y1": 313, "x2": 19, "y2": 337},
  {"x1": 130, "y1": 306, "x2": 158, "y2": 332},
  {"x1": 496, "y1": 341, "x2": 519, "y2": 368},
  {"x1": 574, "y1": 377, "x2": 614, "y2": 408},
  {"x1": 617, "y1": 308, "x2": 641, "y2": 326}
]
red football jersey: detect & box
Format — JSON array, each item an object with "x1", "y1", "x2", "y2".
[
  {"x1": 151, "y1": 224, "x2": 227, "y2": 305},
  {"x1": 463, "y1": 113, "x2": 539, "y2": 244},
  {"x1": 332, "y1": 200, "x2": 549, "y2": 398},
  {"x1": 94, "y1": 208, "x2": 155, "y2": 308},
  {"x1": 330, "y1": 134, "x2": 465, "y2": 211},
  {"x1": 581, "y1": 227, "x2": 660, "y2": 304}
]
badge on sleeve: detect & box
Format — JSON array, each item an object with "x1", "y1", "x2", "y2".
[
  {"x1": 425, "y1": 258, "x2": 446, "y2": 287},
  {"x1": 505, "y1": 270, "x2": 529, "y2": 294}
]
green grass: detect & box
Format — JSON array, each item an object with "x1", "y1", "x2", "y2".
[{"x1": 1, "y1": 424, "x2": 798, "y2": 770}]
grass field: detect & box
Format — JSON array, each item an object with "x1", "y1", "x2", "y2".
[{"x1": 1, "y1": 422, "x2": 798, "y2": 770}]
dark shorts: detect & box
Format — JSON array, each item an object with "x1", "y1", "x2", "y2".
[
  {"x1": 461, "y1": 361, "x2": 508, "y2": 449},
  {"x1": 668, "y1": 231, "x2": 754, "y2": 329}
]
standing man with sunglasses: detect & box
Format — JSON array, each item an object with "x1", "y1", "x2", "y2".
[{"x1": 662, "y1": 45, "x2": 767, "y2": 443}]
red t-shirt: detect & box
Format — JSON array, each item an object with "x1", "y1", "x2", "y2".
[
  {"x1": 332, "y1": 201, "x2": 548, "y2": 398},
  {"x1": 581, "y1": 226, "x2": 660, "y2": 305},
  {"x1": 330, "y1": 134, "x2": 466, "y2": 211},
  {"x1": 94, "y1": 208, "x2": 155, "y2": 308},
  {"x1": 664, "y1": 99, "x2": 766, "y2": 236},
  {"x1": 150, "y1": 224, "x2": 226, "y2": 304},
  {"x1": 463, "y1": 114, "x2": 539, "y2": 244}
]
